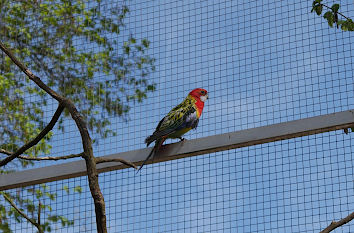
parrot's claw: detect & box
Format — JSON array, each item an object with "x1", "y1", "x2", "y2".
[{"x1": 178, "y1": 137, "x2": 186, "y2": 142}]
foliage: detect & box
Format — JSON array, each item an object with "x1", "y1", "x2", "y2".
[
  {"x1": 0, "y1": 0, "x2": 155, "y2": 231},
  {"x1": 0, "y1": 0, "x2": 155, "y2": 161},
  {"x1": 0, "y1": 183, "x2": 83, "y2": 232},
  {"x1": 311, "y1": 0, "x2": 354, "y2": 31}
]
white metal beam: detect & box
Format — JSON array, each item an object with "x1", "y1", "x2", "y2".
[{"x1": 0, "y1": 109, "x2": 353, "y2": 191}]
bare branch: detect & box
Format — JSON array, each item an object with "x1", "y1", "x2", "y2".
[
  {"x1": 18, "y1": 152, "x2": 84, "y2": 161},
  {"x1": 3, "y1": 193, "x2": 43, "y2": 233},
  {"x1": 320, "y1": 212, "x2": 354, "y2": 233},
  {"x1": 95, "y1": 157, "x2": 137, "y2": 170},
  {"x1": 0, "y1": 149, "x2": 12, "y2": 156},
  {"x1": 0, "y1": 149, "x2": 84, "y2": 161},
  {"x1": 0, "y1": 104, "x2": 64, "y2": 167}
]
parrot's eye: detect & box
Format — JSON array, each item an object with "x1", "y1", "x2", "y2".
[{"x1": 200, "y1": 90, "x2": 205, "y2": 95}]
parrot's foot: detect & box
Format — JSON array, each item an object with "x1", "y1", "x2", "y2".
[{"x1": 178, "y1": 137, "x2": 186, "y2": 142}]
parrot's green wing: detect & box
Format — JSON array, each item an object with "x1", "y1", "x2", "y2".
[{"x1": 145, "y1": 98, "x2": 198, "y2": 145}]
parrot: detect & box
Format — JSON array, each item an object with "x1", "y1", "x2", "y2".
[{"x1": 138, "y1": 88, "x2": 208, "y2": 172}]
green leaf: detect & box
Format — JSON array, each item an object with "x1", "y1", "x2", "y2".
[
  {"x1": 63, "y1": 185, "x2": 69, "y2": 194},
  {"x1": 73, "y1": 186, "x2": 82, "y2": 193},
  {"x1": 346, "y1": 19, "x2": 354, "y2": 31},
  {"x1": 142, "y1": 39, "x2": 150, "y2": 48},
  {"x1": 323, "y1": 11, "x2": 334, "y2": 27},
  {"x1": 331, "y1": 4, "x2": 340, "y2": 13},
  {"x1": 124, "y1": 45, "x2": 130, "y2": 54},
  {"x1": 341, "y1": 24, "x2": 348, "y2": 31},
  {"x1": 315, "y1": 4, "x2": 323, "y2": 16},
  {"x1": 129, "y1": 37, "x2": 136, "y2": 43}
]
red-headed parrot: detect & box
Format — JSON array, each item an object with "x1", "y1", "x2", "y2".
[{"x1": 138, "y1": 88, "x2": 208, "y2": 171}]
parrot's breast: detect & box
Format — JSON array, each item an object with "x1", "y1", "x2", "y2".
[
  {"x1": 168, "y1": 127, "x2": 192, "y2": 139},
  {"x1": 191, "y1": 97, "x2": 204, "y2": 117}
]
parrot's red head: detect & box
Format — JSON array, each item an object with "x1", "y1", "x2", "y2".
[
  {"x1": 188, "y1": 88, "x2": 208, "y2": 117},
  {"x1": 189, "y1": 88, "x2": 208, "y2": 102}
]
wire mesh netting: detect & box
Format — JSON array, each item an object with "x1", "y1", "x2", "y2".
[
  {"x1": 1, "y1": 0, "x2": 354, "y2": 232},
  {"x1": 5, "y1": 131, "x2": 354, "y2": 232}
]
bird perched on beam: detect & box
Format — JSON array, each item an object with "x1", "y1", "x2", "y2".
[{"x1": 138, "y1": 88, "x2": 208, "y2": 172}]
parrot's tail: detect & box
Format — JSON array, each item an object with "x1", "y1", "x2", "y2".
[
  {"x1": 137, "y1": 138, "x2": 164, "y2": 173},
  {"x1": 137, "y1": 147, "x2": 155, "y2": 173}
]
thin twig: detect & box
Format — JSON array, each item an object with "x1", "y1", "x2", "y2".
[
  {"x1": 0, "y1": 103, "x2": 64, "y2": 167},
  {"x1": 3, "y1": 193, "x2": 43, "y2": 233},
  {"x1": 18, "y1": 152, "x2": 84, "y2": 161},
  {"x1": 0, "y1": 149, "x2": 11, "y2": 155},
  {"x1": 0, "y1": 149, "x2": 84, "y2": 161},
  {"x1": 320, "y1": 212, "x2": 354, "y2": 233},
  {"x1": 95, "y1": 157, "x2": 137, "y2": 170}
]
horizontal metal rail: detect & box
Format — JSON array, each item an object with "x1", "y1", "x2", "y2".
[{"x1": 0, "y1": 109, "x2": 354, "y2": 191}]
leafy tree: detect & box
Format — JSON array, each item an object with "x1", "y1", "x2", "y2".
[{"x1": 0, "y1": 0, "x2": 155, "y2": 232}]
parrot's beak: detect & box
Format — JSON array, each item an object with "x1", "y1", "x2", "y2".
[{"x1": 200, "y1": 94, "x2": 208, "y2": 102}]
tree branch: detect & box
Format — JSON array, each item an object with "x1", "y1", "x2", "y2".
[
  {"x1": 38, "y1": 202, "x2": 42, "y2": 226},
  {"x1": 320, "y1": 212, "x2": 354, "y2": 233},
  {"x1": 95, "y1": 157, "x2": 137, "y2": 170},
  {"x1": 0, "y1": 149, "x2": 84, "y2": 161},
  {"x1": 69, "y1": 105, "x2": 108, "y2": 232},
  {"x1": 18, "y1": 153, "x2": 84, "y2": 161},
  {"x1": 0, "y1": 149, "x2": 11, "y2": 155},
  {"x1": 3, "y1": 193, "x2": 43, "y2": 233},
  {"x1": 0, "y1": 103, "x2": 64, "y2": 167}
]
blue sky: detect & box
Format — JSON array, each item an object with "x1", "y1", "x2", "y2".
[{"x1": 7, "y1": 0, "x2": 354, "y2": 232}]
